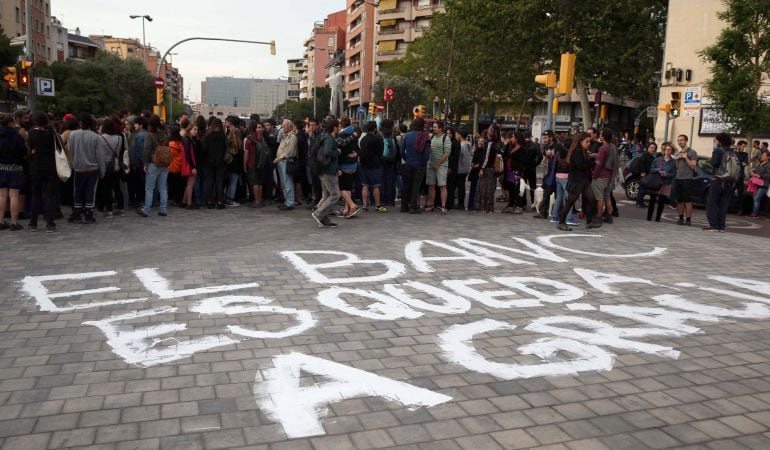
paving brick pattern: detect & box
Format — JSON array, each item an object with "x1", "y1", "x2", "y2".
[{"x1": 1, "y1": 206, "x2": 770, "y2": 449}]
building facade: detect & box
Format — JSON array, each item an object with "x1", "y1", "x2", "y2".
[
  {"x1": 200, "y1": 77, "x2": 288, "y2": 119},
  {"x1": 49, "y1": 15, "x2": 66, "y2": 61},
  {"x1": 375, "y1": 0, "x2": 444, "y2": 75},
  {"x1": 89, "y1": 35, "x2": 145, "y2": 64},
  {"x1": 287, "y1": 58, "x2": 305, "y2": 101},
  {"x1": 0, "y1": 0, "x2": 53, "y2": 63},
  {"x1": 67, "y1": 29, "x2": 99, "y2": 61},
  {"x1": 300, "y1": 10, "x2": 346, "y2": 100},
  {"x1": 344, "y1": 0, "x2": 375, "y2": 110}
]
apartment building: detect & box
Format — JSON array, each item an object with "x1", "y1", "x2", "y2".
[
  {"x1": 0, "y1": 0, "x2": 53, "y2": 63},
  {"x1": 375, "y1": 0, "x2": 444, "y2": 74},
  {"x1": 300, "y1": 9, "x2": 346, "y2": 100},
  {"x1": 343, "y1": 0, "x2": 375, "y2": 109},
  {"x1": 200, "y1": 77, "x2": 288, "y2": 119},
  {"x1": 287, "y1": 58, "x2": 305, "y2": 101}
]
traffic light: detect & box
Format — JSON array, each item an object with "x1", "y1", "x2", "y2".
[
  {"x1": 552, "y1": 98, "x2": 559, "y2": 115},
  {"x1": 2, "y1": 66, "x2": 17, "y2": 90},
  {"x1": 534, "y1": 71, "x2": 557, "y2": 88},
  {"x1": 557, "y1": 52, "x2": 576, "y2": 95},
  {"x1": 413, "y1": 105, "x2": 426, "y2": 118},
  {"x1": 269, "y1": 40, "x2": 276, "y2": 56},
  {"x1": 368, "y1": 102, "x2": 377, "y2": 117},
  {"x1": 670, "y1": 91, "x2": 681, "y2": 118},
  {"x1": 19, "y1": 60, "x2": 32, "y2": 89},
  {"x1": 657, "y1": 103, "x2": 672, "y2": 114}
]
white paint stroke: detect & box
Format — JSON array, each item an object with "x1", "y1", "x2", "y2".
[
  {"x1": 526, "y1": 316, "x2": 680, "y2": 359},
  {"x1": 494, "y1": 277, "x2": 585, "y2": 304},
  {"x1": 654, "y1": 294, "x2": 770, "y2": 319},
  {"x1": 438, "y1": 319, "x2": 613, "y2": 379},
  {"x1": 255, "y1": 352, "x2": 452, "y2": 438},
  {"x1": 133, "y1": 268, "x2": 258, "y2": 299},
  {"x1": 567, "y1": 303, "x2": 597, "y2": 311},
  {"x1": 573, "y1": 268, "x2": 657, "y2": 295},
  {"x1": 83, "y1": 308, "x2": 238, "y2": 367},
  {"x1": 443, "y1": 279, "x2": 542, "y2": 309},
  {"x1": 600, "y1": 305, "x2": 718, "y2": 335},
  {"x1": 318, "y1": 287, "x2": 423, "y2": 320},
  {"x1": 20, "y1": 271, "x2": 147, "y2": 312},
  {"x1": 383, "y1": 281, "x2": 471, "y2": 314},
  {"x1": 453, "y1": 238, "x2": 567, "y2": 264},
  {"x1": 404, "y1": 240, "x2": 500, "y2": 273},
  {"x1": 707, "y1": 276, "x2": 770, "y2": 301},
  {"x1": 280, "y1": 251, "x2": 406, "y2": 284},
  {"x1": 192, "y1": 296, "x2": 316, "y2": 339},
  {"x1": 537, "y1": 234, "x2": 667, "y2": 258}
]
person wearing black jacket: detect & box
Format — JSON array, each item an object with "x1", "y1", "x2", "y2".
[
  {"x1": 445, "y1": 128, "x2": 461, "y2": 210},
  {"x1": 557, "y1": 132, "x2": 598, "y2": 231},
  {"x1": 203, "y1": 118, "x2": 227, "y2": 209},
  {"x1": 635, "y1": 142, "x2": 657, "y2": 207},
  {"x1": 704, "y1": 132, "x2": 735, "y2": 232},
  {"x1": 358, "y1": 121, "x2": 386, "y2": 212},
  {"x1": 523, "y1": 132, "x2": 543, "y2": 207},
  {"x1": 294, "y1": 120, "x2": 309, "y2": 204},
  {"x1": 502, "y1": 131, "x2": 527, "y2": 214},
  {"x1": 380, "y1": 120, "x2": 399, "y2": 207},
  {"x1": 27, "y1": 112, "x2": 59, "y2": 232},
  {"x1": 467, "y1": 135, "x2": 486, "y2": 211}
]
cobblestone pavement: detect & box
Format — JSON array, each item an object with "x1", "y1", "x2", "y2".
[{"x1": 2, "y1": 204, "x2": 770, "y2": 450}]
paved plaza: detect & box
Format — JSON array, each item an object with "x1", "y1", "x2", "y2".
[{"x1": 2, "y1": 206, "x2": 770, "y2": 450}]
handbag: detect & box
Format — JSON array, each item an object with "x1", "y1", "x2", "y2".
[
  {"x1": 340, "y1": 162, "x2": 358, "y2": 175},
  {"x1": 285, "y1": 157, "x2": 298, "y2": 177},
  {"x1": 640, "y1": 172, "x2": 663, "y2": 191},
  {"x1": 54, "y1": 133, "x2": 71, "y2": 182}
]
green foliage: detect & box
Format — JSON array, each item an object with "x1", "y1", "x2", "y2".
[
  {"x1": 0, "y1": 25, "x2": 20, "y2": 67},
  {"x1": 700, "y1": 0, "x2": 770, "y2": 135},
  {"x1": 372, "y1": 76, "x2": 427, "y2": 121},
  {"x1": 35, "y1": 51, "x2": 155, "y2": 116},
  {"x1": 273, "y1": 87, "x2": 331, "y2": 120}
]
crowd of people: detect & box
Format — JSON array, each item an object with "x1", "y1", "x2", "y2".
[{"x1": 1, "y1": 107, "x2": 768, "y2": 232}]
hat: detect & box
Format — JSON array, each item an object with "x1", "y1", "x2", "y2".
[
  {"x1": 542, "y1": 129, "x2": 555, "y2": 138},
  {"x1": 62, "y1": 113, "x2": 75, "y2": 122}
]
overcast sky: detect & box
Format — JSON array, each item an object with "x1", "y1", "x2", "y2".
[{"x1": 52, "y1": 0, "x2": 345, "y2": 102}]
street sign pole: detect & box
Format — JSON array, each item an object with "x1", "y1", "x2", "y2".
[{"x1": 545, "y1": 88, "x2": 554, "y2": 132}]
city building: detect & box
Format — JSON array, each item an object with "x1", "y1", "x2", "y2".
[
  {"x1": 0, "y1": 0, "x2": 53, "y2": 63},
  {"x1": 654, "y1": 0, "x2": 738, "y2": 155},
  {"x1": 200, "y1": 76, "x2": 288, "y2": 119},
  {"x1": 300, "y1": 10, "x2": 346, "y2": 100},
  {"x1": 49, "y1": 15, "x2": 66, "y2": 62},
  {"x1": 375, "y1": 0, "x2": 444, "y2": 75},
  {"x1": 344, "y1": 0, "x2": 376, "y2": 112},
  {"x1": 89, "y1": 35, "x2": 146, "y2": 64},
  {"x1": 67, "y1": 28, "x2": 99, "y2": 61},
  {"x1": 287, "y1": 58, "x2": 305, "y2": 101}
]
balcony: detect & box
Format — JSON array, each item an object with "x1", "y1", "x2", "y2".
[
  {"x1": 378, "y1": 27, "x2": 408, "y2": 40},
  {"x1": 378, "y1": 7, "x2": 409, "y2": 21}
]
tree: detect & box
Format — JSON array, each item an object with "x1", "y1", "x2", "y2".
[
  {"x1": 273, "y1": 87, "x2": 331, "y2": 120},
  {"x1": 0, "y1": 25, "x2": 20, "y2": 67},
  {"x1": 700, "y1": 0, "x2": 770, "y2": 138},
  {"x1": 372, "y1": 76, "x2": 427, "y2": 121}
]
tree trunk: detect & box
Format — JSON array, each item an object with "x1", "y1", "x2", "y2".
[
  {"x1": 473, "y1": 100, "x2": 479, "y2": 137},
  {"x1": 576, "y1": 79, "x2": 592, "y2": 130}
]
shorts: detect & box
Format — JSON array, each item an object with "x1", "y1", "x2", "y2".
[
  {"x1": 675, "y1": 178, "x2": 693, "y2": 203},
  {"x1": 426, "y1": 165, "x2": 448, "y2": 187},
  {"x1": 591, "y1": 177, "x2": 611, "y2": 200},
  {"x1": 0, "y1": 166, "x2": 25, "y2": 190},
  {"x1": 359, "y1": 167, "x2": 382, "y2": 187},
  {"x1": 338, "y1": 172, "x2": 355, "y2": 191},
  {"x1": 246, "y1": 165, "x2": 265, "y2": 186}
]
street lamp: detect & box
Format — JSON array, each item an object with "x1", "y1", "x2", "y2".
[{"x1": 129, "y1": 14, "x2": 153, "y2": 67}]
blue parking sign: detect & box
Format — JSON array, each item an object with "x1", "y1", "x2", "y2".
[{"x1": 36, "y1": 78, "x2": 55, "y2": 97}]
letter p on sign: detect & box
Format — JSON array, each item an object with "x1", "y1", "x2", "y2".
[{"x1": 36, "y1": 77, "x2": 55, "y2": 96}]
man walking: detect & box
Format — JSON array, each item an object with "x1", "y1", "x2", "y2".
[{"x1": 311, "y1": 118, "x2": 341, "y2": 228}]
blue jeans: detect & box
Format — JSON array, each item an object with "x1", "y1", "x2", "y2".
[
  {"x1": 554, "y1": 178, "x2": 578, "y2": 223},
  {"x1": 194, "y1": 166, "x2": 206, "y2": 205},
  {"x1": 142, "y1": 163, "x2": 168, "y2": 214},
  {"x1": 753, "y1": 187, "x2": 768, "y2": 214},
  {"x1": 277, "y1": 160, "x2": 294, "y2": 206},
  {"x1": 706, "y1": 180, "x2": 733, "y2": 230},
  {"x1": 226, "y1": 172, "x2": 239, "y2": 201}
]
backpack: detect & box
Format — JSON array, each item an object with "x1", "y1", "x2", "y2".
[
  {"x1": 382, "y1": 137, "x2": 397, "y2": 162},
  {"x1": 717, "y1": 150, "x2": 740, "y2": 182},
  {"x1": 248, "y1": 137, "x2": 270, "y2": 170},
  {"x1": 150, "y1": 134, "x2": 172, "y2": 167},
  {"x1": 316, "y1": 135, "x2": 332, "y2": 167}
]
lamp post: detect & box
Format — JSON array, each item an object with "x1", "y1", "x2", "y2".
[{"x1": 129, "y1": 14, "x2": 153, "y2": 67}]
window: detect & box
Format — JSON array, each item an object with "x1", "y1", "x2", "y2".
[
  {"x1": 328, "y1": 37, "x2": 334, "y2": 47},
  {"x1": 15, "y1": 7, "x2": 19, "y2": 23}
]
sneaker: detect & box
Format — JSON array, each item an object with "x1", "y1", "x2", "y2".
[
  {"x1": 67, "y1": 215, "x2": 83, "y2": 223},
  {"x1": 9, "y1": 223, "x2": 23, "y2": 231},
  {"x1": 158, "y1": 212, "x2": 167, "y2": 217},
  {"x1": 501, "y1": 206, "x2": 513, "y2": 214},
  {"x1": 513, "y1": 207, "x2": 524, "y2": 214},
  {"x1": 585, "y1": 222, "x2": 602, "y2": 229},
  {"x1": 677, "y1": 218, "x2": 685, "y2": 225},
  {"x1": 311, "y1": 211, "x2": 323, "y2": 226},
  {"x1": 216, "y1": 203, "x2": 226, "y2": 210},
  {"x1": 345, "y1": 207, "x2": 361, "y2": 218},
  {"x1": 566, "y1": 220, "x2": 581, "y2": 226},
  {"x1": 362, "y1": 206, "x2": 369, "y2": 212},
  {"x1": 104, "y1": 211, "x2": 114, "y2": 219},
  {"x1": 113, "y1": 209, "x2": 124, "y2": 216},
  {"x1": 319, "y1": 219, "x2": 338, "y2": 228},
  {"x1": 719, "y1": 228, "x2": 726, "y2": 233},
  {"x1": 549, "y1": 217, "x2": 559, "y2": 223},
  {"x1": 686, "y1": 220, "x2": 692, "y2": 226},
  {"x1": 702, "y1": 226, "x2": 719, "y2": 232},
  {"x1": 334, "y1": 210, "x2": 345, "y2": 217},
  {"x1": 226, "y1": 200, "x2": 240, "y2": 207},
  {"x1": 533, "y1": 213, "x2": 546, "y2": 219},
  {"x1": 136, "y1": 209, "x2": 148, "y2": 218},
  {"x1": 440, "y1": 207, "x2": 448, "y2": 215},
  {"x1": 557, "y1": 223, "x2": 573, "y2": 231},
  {"x1": 376, "y1": 205, "x2": 388, "y2": 213}
]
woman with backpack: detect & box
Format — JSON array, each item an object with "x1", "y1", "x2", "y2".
[
  {"x1": 556, "y1": 132, "x2": 599, "y2": 231},
  {"x1": 181, "y1": 123, "x2": 200, "y2": 209},
  {"x1": 244, "y1": 121, "x2": 270, "y2": 208},
  {"x1": 96, "y1": 117, "x2": 125, "y2": 218},
  {"x1": 646, "y1": 142, "x2": 676, "y2": 222},
  {"x1": 137, "y1": 115, "x2": 169, "y2": 217}
]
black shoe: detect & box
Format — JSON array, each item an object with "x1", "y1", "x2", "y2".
[
  {"x1": 84, "y1": 216, "x2": 96, "y2": 224},
  {"x1": 409, "y1": 209, "x2": 422, "y2": 214},
  {"x1": 207, "y1": 203, "x2": 216, "y2": 209},
  {"x1": 46, "y1": 225, "x2": 56, "y2": 233},
  {"x1": 216, "y1": 203, "x2": 226, "y2": 210},
  {"x1": 9, "y1": 223, "x2": 23, "y2": 231},
  {"x1": 686, "y1": 220, "x2": 692, "y2": 226},
  {"x1": 0, "y1": 221, "x2": 8, "y2": 230},
  {"x1": 611, "y1": 212, "x2": 619, "y2": 218},
  {"x1": 603, "y1": 215, "x2": 613, "y2": 224},
  {"x1": 278, "y1": 204, "x2": 295, "y2": 211},
  {"x1": 28, "y1": 223, "x2": 38, "y2": 232},
  {"x1": 67, "y1": 215, "x2": 83, "y2": 223},
  {"x1": 556, "y1": 223, "x2": 572, "y2": 231},
  {"x1": 136, "y1": 209, "x2": 148, "y2": 218},
  {"x1": 319, "y1": 219, "x2": 338, "y2": 228},
  {"x1": 586, "y1": 222, "x2": 602, "y2": 229},
  {"x1": 677, "y1": 218, "x2": 685, "y2": 225},
  {"x1": 158, "y1": 212, "x2": 167, "y2": 217}
]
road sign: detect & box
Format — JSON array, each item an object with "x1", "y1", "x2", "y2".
[
  {"x1": 356, "y1": 106, "x2": 366, "y2": 116},
  {"x1": 36, "y1": 78, "x2": 55, "y2": 97},
  {"x1": 683, "y1": 86, "x2": 702, "y2": 118},
  {"x1": 154, "y1": 77, "x2": 165, "y2": 89},
  {"x1": 646, "y1": 106, "x2": 659, "y2": 118},
  {"x1": 376, "y1": 103, "x2": 385, "y2": 112},
  {"x1": 383, "y1": 87, "x2": 394, "y2": 102}
]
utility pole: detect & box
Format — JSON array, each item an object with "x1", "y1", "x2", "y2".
[
  {"x1": 25, "y1": 0, "x2": 34, "y2": 112},
  {"x1": 444, "y1": 26, "x2": 456, "y2": 121}
]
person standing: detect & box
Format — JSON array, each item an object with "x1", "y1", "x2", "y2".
[
  {"x1": 311, "y1": 118, "x2": 341, "y2": 228},
  {"x1": 243, "y1": 121, "x2": 270, "y2": 208},
  {"x1": 136, "y1": 115, "x2": 168, "y2": 218},
  {"x1": 224, "y1": 117, "x2": 243, "y2": 207},
  {"x1": 26, "y1": 112, "x2": 59, "y2": 232},
  {"x1": 0, "y1": 114, "x2": 29, "y2": 230},
  {"x1": 68, "y1": 113, "x2": 105, "y2": 224},
  {"x1": 646, "y1": 142, "x2": 676, "y2": 222},
  {"x1": 96, "y1": 117, "x2": 125, "y2": 219},
  {"x1": 475, "y1": 125, "x2": 501, "y2": 213},
  {"x1": 502, "y1": 131, "x2": 526, "y2": 214},
  {"x1": 380, "y1": 119, "x2": 399, "y2": 207},
  {"x1": 674, "y1": 134, "x2": 698, "y2": 225},
  {"x1": 358, "y1": 121, "x2": 386, "y2": 212},
  {"x1": 556, "y1": 133, "x2": 598, "y2": 231},
  {"x1": 203, "y1": 118, "x2": 227, "y2": 209},
  {"x1": 275, "y1": 119, "x2": 297, "y2": 210},
  {"x1": 181, "y1": 123, "x2": 200, "y2": 209},
  {"x1": 127, "y1": 116, "x2": 147, "y2": 208},
  {"x1": 400, "y1": 118, "x2": 431, "y2": 214},
  {"x1": 704, "y1": 132, "x2": 736, "y2": 232},
  {"x1": 454, "y1": 130, "x2": 472, "y2": 210},
  {"x1": 467, "y1": 135, "x2": 485, "y2": 212},
  {"x1": 523, "y1": 132, "x2": 543, "y2": 207},
  {"x1": 748, "y1": 149, "x2": 769, "y2": 218},
  {"x1": 534, "y1": 130, "x2": 560, "y2": 219},
  {"x1": 425, "y1": 121, "x2": 450, "y2": 214},
  {"x1": 590, "y1": 129, "x2": 617, "y2": 223}
]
